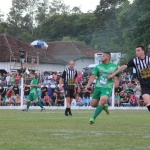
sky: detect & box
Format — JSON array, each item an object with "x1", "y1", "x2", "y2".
[{"x1": 0, "y1": 0, "x2": 133, "y2": 17}]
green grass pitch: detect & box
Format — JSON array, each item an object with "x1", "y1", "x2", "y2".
[{"x1": 0, "y1": 109, "x2": 149, "y2": 150}]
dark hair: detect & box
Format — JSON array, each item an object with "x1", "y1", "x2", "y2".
[
  {"x1": 136, "y1": 46, "x2": 145, "y2": 51},
  {"x1": 103, "y1": 52, "x2": 111, "y2": 58}
]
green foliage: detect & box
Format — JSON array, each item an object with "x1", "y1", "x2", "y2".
[{"x1": 62, "y1": 36, "x2": 86, "y2": 45}]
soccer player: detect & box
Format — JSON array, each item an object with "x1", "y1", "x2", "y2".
[
  {"x1": 85, "y1": 52, "x2": 121, "y2": 124},
  {"x1": 22, "y1": 73, "x2": 45, "y2": 111},
  {"x1": 108, "y1": 46, "x2": 150, "y2": 112},
  {"x1": 59, "y1": 60, "x2": 80, "y2": 116}
]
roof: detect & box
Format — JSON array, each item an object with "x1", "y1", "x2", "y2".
[
  {"x1": 0, "y1": 34, "x2": 101, "y2": 64},
  {"x1": 46, "y1": 41, "x2": 101, "y2": 62}
]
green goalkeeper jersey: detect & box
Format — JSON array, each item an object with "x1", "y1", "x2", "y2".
[
  {"x1": 92, "y1": 63, "x2": 120, "y2": 88},
  {"x1": 30, "y1": 78, "x2": 38, "y2": 94}
]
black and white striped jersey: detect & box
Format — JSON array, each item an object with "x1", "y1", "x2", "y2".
[
  {"x1": 61, "y1": 68, "x2": 77, "y2": 89},
  {"x1": 126, "y1": 56, "x2": 150, "y2": 86}
]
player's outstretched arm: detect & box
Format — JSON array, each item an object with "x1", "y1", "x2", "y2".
[
  {"x1": 108, "y1": 65, "x2": 127, "y2": 79},
  {"x1": 85, "y1": 75, "x2": 96, "y2": 91}
]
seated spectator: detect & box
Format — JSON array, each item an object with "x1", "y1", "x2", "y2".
[
  {"x1": 9, "y1": 91, "x2": 16, "y2": 106},
  {"x1": 51, "y1": 92, "x2": 57, "y2": 106},
  {"x1": 57, "y1": 93, "x2": 64, "y2": 106},
  {"x1": 54, "y1": 83, "x2": 61, "y2": 97},
  {"x1": 114, "y1": 92, "x2": 121, "y2": 107},
  {"x1": 5, "y1": 74, "x2": 10, "y2": 86},
  {"x1": 129, "y1": 92, "x2": 137, "y2": 106},
  {"x1": 16, "y1": 94, "x2": 21, "y2": 106},
  {"x1": 75, "y1": 94, "x2": 84, "y2": 106},
  {"x1": 120, "y1": 92, "x2": 130, "y2": 106},
  {"x1": 44, "y1": 92, "x2": 52, "y2": 106}
]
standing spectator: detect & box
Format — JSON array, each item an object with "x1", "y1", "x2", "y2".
[
  {"x1": 24, "y1": 83, "x2": 30, "y2": 100},
  {"x1": 10, "y1": 74, "x2": 16, "y2": 86},
  {"x1": 77, "y1": 71, "x2": 82, "y2": 83},
  {"x1": 59, "y1": 60, "x2": 80, "y2": 116},
  {"x1": 54, "y1": 84, "x2": 60, "y2": 97},
  {"x1": 82, "y1": 69, "x2": 88, "y2": 82},
  {"x1": 16, "y1": 73, "x2": 21, "y2": 84},
  {"x1": 43, "y1": 73, "x2": 48, "y2": 85},
  {"x1": 18, "y1": 48, "x2": 25, "y2": 69},
  {"x1": 50, "y1": 77, "x2": 57, "y2": 86},
  {"x1": 5, "y1": 73, "x2": 10, "y2": 86},
  {"x1": 12, "y1": 83, "x2": 20, "y2": 96},
  {"x1": 47, "y1": 71, "x2": 53, "y2": 84},
  {"x1": 47, "y1": 83, "x2": 53, "y2": 98},
  {"x1": 53, "y1": 72, "x2": 58, "y2": 81}
]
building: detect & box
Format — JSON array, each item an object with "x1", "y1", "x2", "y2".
[{"x1": 0, "y1": 34, "x2": 101, "y2": 73}]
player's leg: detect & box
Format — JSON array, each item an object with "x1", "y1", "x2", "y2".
[
  {"x1": 33, "y1": 94, "x2": 45, "y2": 111},
  {"x1": 22, "y1": 93, "x2": 32, "y2": 111},
  {"x1": 89, "y1": 88, "x2": 110, "y2": 124},
  {"x1": 68, "y1": 89, "x2": 74, "y2": 116},
  {"x1": 141, "y1": 87, "x2": 150, "y2": 112},
  {"x1": 64, "y1": 89, "x2": 70, "y2": 116}
]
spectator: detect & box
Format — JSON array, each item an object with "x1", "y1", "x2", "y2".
[
  {"x1": 41, "y1": 84, "x2": 48, "y2": 104},
  {"x1": 24, "y1": 83, "x2": 30, "y2": 101},
  {"x1": 114, "y1": 92, "x2": 121, "y2": 107},
  {"x1": 47, "y1": 71, "x2": 53, "y2": 84},
  {"x1": 129, "y1": 92, "x2": 137, "y2": 106},
  {"x1": 18, "y1": 48, "x2": 25, "y2": 69},
  {"x1": 44, "y1": 92, "x2": 52, "y2": 106},
  {"x1": 43, "y1": 73, "x2": 48, "y2": 84},
  {"x1": 47, "y1": 83, "x2": 53, "y2": 98},
  {"x1": 50, "y1": 77, "x2": 57, "y2": 85},
  {"x1": 75, "y1": 94, "x2": 84, "y2": 106},
  {"x1": 5, "y1": 73, "x2": 10, "y2": 86},
  {"x1": 82, "y1": 69, "x2": 88, "y2": 82},
  {"x1": 77, "y1": 71, "x2": 82, "y2": 83},
  {"x1": 0, "y1": 85, "x2": 6, "y2": 105},
  {"x1": 9, "y1": 91, "x2": 16, "y2": 106},
  {"x1": 54, "y1": 83, "x2": 61, "y2": 97},
  {"x1": 57, "y1": 93, "x2": 64, "y2": 106},
  {"x1": 51, "y1": 92, "x2": 57, "y2": 106},
  {"x1": 10, "y1": 74, "x2": 16, "y2": 86},
  {"x1": 53, "y1": 71, "x2": 58, "y2": 81}
]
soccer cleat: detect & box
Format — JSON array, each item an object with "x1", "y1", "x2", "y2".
[
  {"x1": 22, "y1": 109, "x2": 28, "y2": 112},
  {"x1": 41, "y1": 108, "x2": 45, "y2": 112},
  {"x1": 103, "y1": 104, "x2": 109, "y2": 115},
  {"x1": 89, "y1": 118, "x2": 94, "y2": 125},
  {"x1": 64, "y1": 112, "x2": 69, "y2": 116},
  {"x1": 69, "y1": 112, "x2": 72, "y2": 116}
]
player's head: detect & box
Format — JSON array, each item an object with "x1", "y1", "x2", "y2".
[
  {"x1": 101, "y1": 52, "x2": 111, "y2": 63},
  {"x1": 135, "y1": 46, "x2": 145, "y2": 58},
  {"x1": 68, "y1": 60, "x2": 75, "y2": 70}
]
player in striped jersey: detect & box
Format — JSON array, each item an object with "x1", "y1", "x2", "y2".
[
  {"x1": 59, "y1": 60, "x2": 80, "y2": 116},
  {"x1": 108, "y1": 46, "x2": 150, "y2": 112}
]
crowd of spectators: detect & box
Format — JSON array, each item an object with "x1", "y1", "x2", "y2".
[{"x1": 0, "y1": 69, "x2": 143, "y2": 107}]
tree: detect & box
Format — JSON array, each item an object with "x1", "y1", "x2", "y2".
[{"x1": 49, "y1": 0, "x2": 70, "y2": 15}]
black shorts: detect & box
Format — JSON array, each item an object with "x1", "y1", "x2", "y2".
[
  {"x1": 141, "y1": 86, "x2": 150, "y2": 95},
  {"x1": 64, "y1": 89, "x2": 74, "y2": 98}
]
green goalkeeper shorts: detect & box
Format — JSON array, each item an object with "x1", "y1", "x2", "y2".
[
  {"x1": 92, "y1": 87, "x2": 112, "y2": 100},
  {"x1": 28, "y1": 93, "x2": 38, "y2": 101}
]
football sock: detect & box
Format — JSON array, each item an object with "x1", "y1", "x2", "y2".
[
  {"x1": 146, "y1": 104, "x2": 150, "y2": 111},
  {"x1": 27, "y1": 102, "x2": 30, "y2": 110},
  {"x1": 37, "y1": 101, "x2": 43, "y2": 108},
  {"x1": 92, "y1": 105, "x2": 104, "y2": 120}
]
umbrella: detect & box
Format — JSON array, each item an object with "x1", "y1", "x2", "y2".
[{"x1": 30, "y1": 40, "x2": 48, "y2": 49}]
